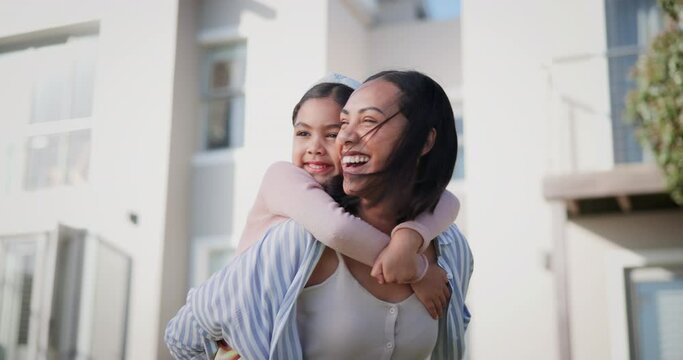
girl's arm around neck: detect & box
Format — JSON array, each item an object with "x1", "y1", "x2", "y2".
[
  {"x1": 392, "y1": 190, "x2": 460, "y2": 253},
  {"x1": 261, "y1": 161, "x2": 390, "y2": 266}
]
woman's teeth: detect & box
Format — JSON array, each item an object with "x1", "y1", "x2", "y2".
[{"x1": 341, "y1": 155, "x2": 369, "y2": 165}]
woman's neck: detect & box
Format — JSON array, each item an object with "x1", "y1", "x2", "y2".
[{"x1": 357, "y1": 198, "x2": 400, "y2": 234}]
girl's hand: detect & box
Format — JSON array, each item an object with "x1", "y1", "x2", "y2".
[
  {"x1": 410, "y1": 264, "x2": 451, "y2": 319},
  {"x1": 371, "y1": 228, "x2": 424, "y2": 284},
  {"x1": 215, "y1": 340, "x2": 241, "y2": 360}
]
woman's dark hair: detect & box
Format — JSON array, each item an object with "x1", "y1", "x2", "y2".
[
  {"x1": 291, "y1": 82, "x2": 354, "y2": 124},
  {"x1": 352, "y1": 70, "x2": 458, "y2": 221}
]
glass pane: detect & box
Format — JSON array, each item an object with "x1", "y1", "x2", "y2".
[
  {"x1": 24, "y1": 134, "x2": 66, "y2": 190},
  {"x1": 24, "y1": 130, "x2": 91, "y2": 190},
  {"x1": 68, "y1": 36, "x2": 97, "y2": 118},
  {"x1": 211, "y1": 60, "x2": 232, "y2": 91},
  {"x1": 31, "y1": 59, "x2": 71, "y2": 124},
  {"x1": 627, "y1": 266, "x2": 683, "y2": 360},
  {"x1": 66, "y1": 130, "x2": 91, "y2": 185},
  {"x1": 229, "y1": 96, "x2": 245, "y2": 148},
  {"x1": 453, "y1": 146, "x2": 465, "y2": 180},
  {"x1": 206, "y1": 99, "x2": 231, "y2": 150},
  {"x1": 30, "y1": 36, "x2": 97, "y2": 123},
  {"x1": 70, "y1": 43, "x2": 96, "y2": 119},
  {"x1": 607, "y1": 53, "x2": 642, "y2": 163},
  {"x1": 89, "y1": 240, "x2": 131, "y2": 359},
  {"x1": 202, "y1": 43, "x2": 246, "y2": 150},
  {"x1": 47, "y1": 226, "x2": 86, "y2": 359},
  {"x1": 0, "y1": 239, "x2": 38, "y2": 360},
  {"x1": 605, "y1": 0, "x2": 662, "y2": 164},
  {"x1": 205, "y1": 43, "x2": 246, "y2": 96},
  {"x1": 208, "y1": 247, "x2": 235, "y2": 275},
  {"x1": 452, "y1": 115, "x2": 464, "y2": 180}
]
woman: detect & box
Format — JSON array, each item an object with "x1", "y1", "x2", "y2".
[{"x1": 166, "y1": 70, "x2": 472, "y2": 359}]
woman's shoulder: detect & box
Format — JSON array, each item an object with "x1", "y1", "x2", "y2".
[
  {"x1": 437, "y1": 224, "x2": 470, "y2": 248},
  {"x1": 436, "y1": 224, "x2": 473, "y2": 268},
  {"x1": 259, "y1": 218, "x2": 318, "y2": 250},
  {"x1": 263, "y1": 218, "x2": 315, "y2": 238}
]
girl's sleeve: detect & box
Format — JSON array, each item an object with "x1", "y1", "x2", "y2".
[
  {"x1": 261, "y1": 161, "x2": 389, "y2": 266},
  {"x1": 391, "y1": 190, "x2": 460, "y2": 253}
]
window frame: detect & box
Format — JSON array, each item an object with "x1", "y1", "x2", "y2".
[{"x1": 198, "y1": 41, "x2": 247, "y2": 152}]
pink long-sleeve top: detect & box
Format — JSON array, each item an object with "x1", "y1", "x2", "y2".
[{"x1": 236, "y1": 161, "x2": 460, "y2": 267}]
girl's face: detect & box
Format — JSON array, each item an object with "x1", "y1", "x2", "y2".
[
  {"x1": 291, "y1": 97, "x2": 343, "y2": 185},
  {"x1": 337, "y1": 79, "x2": 408, "y2": 198}
]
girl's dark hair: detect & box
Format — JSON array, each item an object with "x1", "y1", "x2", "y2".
[
  {"x1": 292, "y1": 82, "x2": 354, "y2": 124},
  {"x1": 352, "y1": 70, "x2": 458, "y2": 221}
]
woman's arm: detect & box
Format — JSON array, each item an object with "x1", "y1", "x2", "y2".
[
  {"x1": 165, "y1": 293, "x2": 217, "y2": 359},
  {"x1": 261, "y1": 161, "x2": 390, "y2": 266},
  {"x1": 164, "y1": 220, "x2": 321, "y2": 359}
]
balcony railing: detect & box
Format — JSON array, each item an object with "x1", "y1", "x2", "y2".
[{"x1": 544, "y1": 45, "x2": 653, "y2": 176}]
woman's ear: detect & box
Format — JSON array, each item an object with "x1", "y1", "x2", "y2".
[{"x1": 421, "y1": 128, "x2": 437, "y2": 156}]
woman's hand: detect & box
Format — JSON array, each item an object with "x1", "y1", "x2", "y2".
[
  {"x1": 215, "y1": 340, "x2": 241, "y2": 360},
  {"x1": 410, "y1": 264, "x2": 451, "y2": 319},
  {"x1": 371, "y1": 228, "x2": 424, "y2": 284}
]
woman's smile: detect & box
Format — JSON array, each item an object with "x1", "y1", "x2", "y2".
[{"x1": 341, "y1": 151, "x2": 371, "y2": 175}]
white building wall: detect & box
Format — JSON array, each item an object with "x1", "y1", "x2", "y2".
[
  {"x1": 368, "y1": 18, "x2": 461, "y2": 91},
  {"x1": 192, "y1": 0, "x2": 331, "y2": 275},
  {"x1": 544, "y1": 1, "x2": 613, "y2": 174},
  {"x1": 463, "y1": 1, "x2": 679, "y2": 359},
  {"x1": 462, "y1": 0, "x2": 560, "y2": 359},
  {"x1": 326, "y1": 0, "x2": 369, "y2": 82},
  {"x1": 0, "y1": 1, "x2": 181, "y2": 358},
  {"x1": 566, "y1": 212, "x2": 683, "y2": 360}
]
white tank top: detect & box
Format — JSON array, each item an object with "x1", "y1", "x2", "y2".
[{"x1": 296, "y1": 252, "x2": 438, "y2": 360}]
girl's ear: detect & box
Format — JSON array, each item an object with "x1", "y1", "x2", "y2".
[{"x1": 421, "y1": 128, "x2": 436, "y2": 156}]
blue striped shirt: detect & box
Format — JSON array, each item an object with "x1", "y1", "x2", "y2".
[{"x1": 165, "y1": 219, "x2": 473, "y2": 359}]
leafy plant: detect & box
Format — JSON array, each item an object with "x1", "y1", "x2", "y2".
[{"x1": 626, "y1": 0, "x2": 683, "y2": 205}]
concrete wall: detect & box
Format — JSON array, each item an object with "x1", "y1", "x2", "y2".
[
  {"x1": 462, "y1": 0, "x2": 560, "y2": 358},
  {"x1": 566, "y1": 210, "x2": 683, "y2": 360},
  {"x1": 193, "y1": 0, "x2": 330, "y2": 268},
  {"x1": 157, "y1": 0, "x2": 200, "y2": 357},
  {"x1": 544, "y1": 0, "x2": 613, "y2": 174},
  {"x1": 368, "y1": 18, "x2": 461, "y2": 91},
  {"x1": 326, "y1": 0, "x2": 369, "y2": 81},
  {"x1": 463, "y1": 1, "x2": 680, "y2": 359},
  {"x1": 0, "y1": 0, "x2": 181, "y2": 358}
]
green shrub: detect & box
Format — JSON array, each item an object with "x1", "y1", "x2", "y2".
[{"x1": 626, "y1": 0, "x2": 683, "y2": 205}]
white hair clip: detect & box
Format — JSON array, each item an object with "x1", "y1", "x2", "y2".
[{"x1": 315, "y1": 72, "x2": 361, "y2": 90}]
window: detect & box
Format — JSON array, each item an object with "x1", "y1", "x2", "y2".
[
  {"x1": 191, "y1": 236, "x2": 236, "y2": 286},
  {"x1": 452, "y1": 113, "x2": 465, "y2": 180},
  {"x1": 605, "y1": 0, "x2": 662, "y2": 163},
  {"x1": 625, "y1": 265, "x2": 683, "y2": 360},
  {"x1": 25, "y1": 129, "x2": 90, "y2": 190},
  {"x1": 201, "y1": 43, "x2": 246, "y2": 150},
  {"x1": 0, "y1": 235, "x2": 42, "y2": 360},
  {"x1": 0, "y1": 228, "x2": 131, "y2": 359},
  {"x1": 0, "y1": 33, "x2": 97, "y2": 191}
]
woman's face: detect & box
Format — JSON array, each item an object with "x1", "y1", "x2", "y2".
[
  {"x1": 291, "y1": 97, "x2": 343, "y2": 185},
  {"x1": 337, "y1": 79, "x2": 408, "y2": 198}
]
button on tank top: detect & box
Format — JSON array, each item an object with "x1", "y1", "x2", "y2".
[{"x1": 296, "y1": 252, "x2": 438, "y2": 360}]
